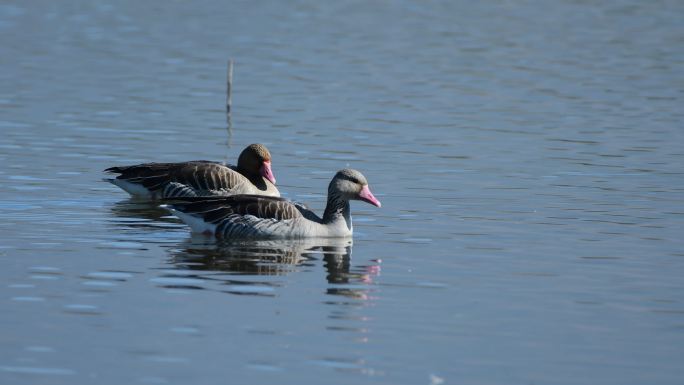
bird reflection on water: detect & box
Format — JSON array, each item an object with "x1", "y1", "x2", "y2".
[
  {"x1": 108, "y1": 199, "x2": 181, "y2": 230},
  {"x1": 168, "y1": 236, "x2": 379, "y2": 299},
  {"x1": 108, "y1": 199, "x2": 380, "y2": 298}
]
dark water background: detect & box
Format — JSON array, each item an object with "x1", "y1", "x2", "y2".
[{"x1": 1, "y1": 1, "x2": 683, "y2": 384}]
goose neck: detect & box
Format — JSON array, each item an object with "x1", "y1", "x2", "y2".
[{"x1": 323, "y1": 193, "x2": 350, "y2": 225}]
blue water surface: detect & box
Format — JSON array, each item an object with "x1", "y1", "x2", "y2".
[{"x1": 1, "y1": 1, "x2": 683, "y2": 384}]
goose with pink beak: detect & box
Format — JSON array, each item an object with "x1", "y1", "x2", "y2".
[
  {"x1": 259, "y1": 160, "x2": 276, "y2": 185},
  {"x1": 105, "y1": 143, "x2": 279, "y2": 199},
  {"x1": 163, "y1": 169, "x2": 381, "y2": 239}
]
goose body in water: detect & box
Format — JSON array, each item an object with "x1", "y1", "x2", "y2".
[
  {"x1": 104, "y1": 144, "x2": 279, "y2": 199},
  {"x1": 164, "y1": 169, "x2": 381, "y2": 239}
]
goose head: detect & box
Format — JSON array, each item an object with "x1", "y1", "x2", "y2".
[
  {"x1": 237, "y1": 143, "x2": 276, "y2": 184},
  {"x1": 329, "y1": 169, "x2": 382, "y2": 207}
]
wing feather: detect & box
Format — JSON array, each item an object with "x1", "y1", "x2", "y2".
[
  {"x1": 167, "y1": 195, "x2": 305, "y2": 239},
  {"x1": 105, "y1": 161, "x2": 249, "y2": 197}
]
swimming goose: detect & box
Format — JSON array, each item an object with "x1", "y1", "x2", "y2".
[
  {"x1": 104, "y1": 144, "x2": 279, "y2": 199},
  {"x1": 164, "y1": 169, "x2": 381, "y2": 239}
]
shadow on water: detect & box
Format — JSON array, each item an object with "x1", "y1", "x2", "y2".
[{"x1": 109, "y1": 199, "x2": 174, "y2": 224}]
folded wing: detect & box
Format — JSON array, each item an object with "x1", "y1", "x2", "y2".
[
  {"x1": 166, "y1": 195, "x2": 304, "y2": 238},
  {"x1": 105, "y1": 161, "x2": 246, "y2": 198}
]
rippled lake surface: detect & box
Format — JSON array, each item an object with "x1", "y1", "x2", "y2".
[{"x1": 1, "y1": 1, "x2": 683, "y2": 384}]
